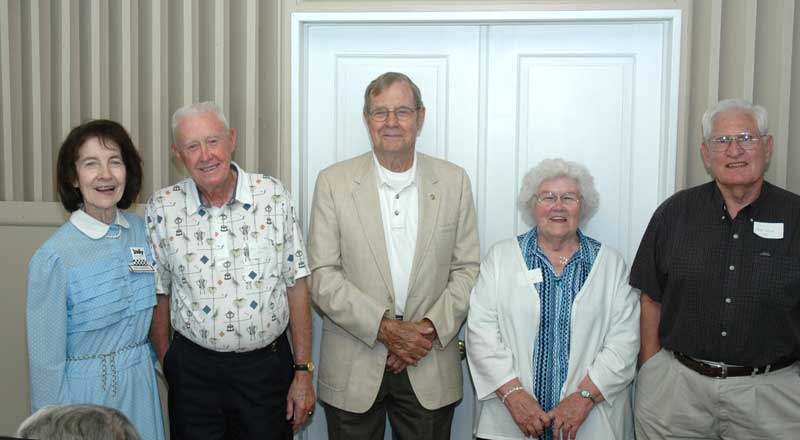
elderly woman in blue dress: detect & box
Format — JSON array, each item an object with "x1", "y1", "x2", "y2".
[
  {"x1": 467, "y1": 158, "x2": 639, "y2": 440},
  {"x1": 26, "y1": 120, "x2": 165, "y2": 440}
]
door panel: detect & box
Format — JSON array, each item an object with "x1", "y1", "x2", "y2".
[{"x1": 485, "y1": 22, "x2": 666, "y2": 262}]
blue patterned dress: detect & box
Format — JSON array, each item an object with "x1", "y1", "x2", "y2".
[
  {"x1": 26, "y1": 210, "x2": 165, "y2": 440},
  {"x1": 518, "y1": 227, "x2": 600, "y2": 440}
]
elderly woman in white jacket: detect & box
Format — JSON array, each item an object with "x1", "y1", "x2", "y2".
[{"x1": 467, "y1": 158, "x2": 639, "y2": 440}]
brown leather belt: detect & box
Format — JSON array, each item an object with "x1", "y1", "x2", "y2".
[{"x1": 674, "y1": 352, "x2": 795, "y2": 379}]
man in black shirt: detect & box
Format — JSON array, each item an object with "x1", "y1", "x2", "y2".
[{"x1": 630, "y1": 98, "x2": 800, "y2": 439}]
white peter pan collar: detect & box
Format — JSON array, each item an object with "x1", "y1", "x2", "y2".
[{"x1": 70, "y1": 208, "x2": 130, "y2": 239}]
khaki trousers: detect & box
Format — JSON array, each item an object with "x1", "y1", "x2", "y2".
[{"x1": 635, "y1": 349, "x2": 800, "y2": 439}]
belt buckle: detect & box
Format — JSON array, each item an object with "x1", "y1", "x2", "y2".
[{"x1": 718, "y1": 364, "x2": 728, "y2": 379}]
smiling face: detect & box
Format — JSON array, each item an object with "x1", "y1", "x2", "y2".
[
  {"x1": 365, "y1": 80, "x2": 425, "y2": 161},
  {"x1": 701, "y1": 110, "x2": 773, "y2": 193},
  {"x1": 172, "y1": 111, "x2": 237, "y2": 195},
  {"x1": 74, "y1": 137, "x2": 127, "y2": 223},
  {"x1": 532, "y1": 176, "x2": 582, "y2": 243}
]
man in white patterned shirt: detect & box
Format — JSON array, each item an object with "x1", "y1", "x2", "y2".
[{"x1": 146, "y1": 102, "x2": 314, "y2": 439}]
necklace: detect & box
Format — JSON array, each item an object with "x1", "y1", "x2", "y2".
[{"x1": 558, "y1": 255, "x2": 569, "y2": 266}]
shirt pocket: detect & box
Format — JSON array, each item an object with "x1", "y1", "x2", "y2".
[{"x1": 750, "y1": 253, "x2": 800, "y2": 310}]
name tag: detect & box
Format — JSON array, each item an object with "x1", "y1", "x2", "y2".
[
  {"x1": 527, "y1": 268, "x2": 543, "y2": 284},
  {"x1": 753, "y1": 221, "x2": 784, "y2": 239},
  {"x1": 129, "y1": 247, "x2": 156, "y2": 273}
]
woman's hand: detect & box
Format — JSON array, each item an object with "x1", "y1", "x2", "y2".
[
  {"x1": 546, "y1": 392, "x2": 593, "y2": 440},
  {"x1": 503, "y1": 390, "x2": 552, "y2": 438}
]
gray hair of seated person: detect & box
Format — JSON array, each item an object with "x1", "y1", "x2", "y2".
[
  {"x1": 171, "y1": 100, "x2": 231, "y2": 142},
  {"x1": 701, "y1": 98, "x2": 768, "y2": 139},
  {"x1": 517, "y1": 158, "x2": 600, "y2": 227},
  {"x1": 17, "y1": 404, "x2": 142, "y2": 440}
]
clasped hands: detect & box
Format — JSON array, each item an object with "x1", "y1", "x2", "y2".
[
  {"x1": 502, "y1": 387, "x2": 593, "y2": 439},
  {"x1": 378, "y1": 318, "x2": 437, "y2": 374}
]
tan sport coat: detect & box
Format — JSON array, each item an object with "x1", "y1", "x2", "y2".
[{"x1": 308, "y1": 152, "x2": 480, "y2": 413}]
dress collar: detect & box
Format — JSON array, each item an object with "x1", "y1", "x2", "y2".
[{"x1": 69, "y1": 208, "x2": 129, "y2": 239}]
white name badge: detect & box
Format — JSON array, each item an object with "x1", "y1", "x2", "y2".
[
  {"x1": 129, "y1": 247, "x2": 156, "y2": 273},
  {"x1": 753, "y1": 221, "x2": 784, "y2": 239},
  {"x1": 527, "y1": 268, "x2": 543, "y2": 284}
]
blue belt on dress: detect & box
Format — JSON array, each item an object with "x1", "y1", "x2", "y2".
[{"x1": 65, "y1": 339, "x2": 149, "y2": 396}]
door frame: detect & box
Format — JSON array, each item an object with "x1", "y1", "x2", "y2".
[
  {"x1": 288, "y1": 9, "x2": 684, "y2": 440},
  {"x1": 290, "y1": 9, "x2": 684, "y2": 219}
]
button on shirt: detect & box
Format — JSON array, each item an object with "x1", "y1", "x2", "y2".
[
  {"x1": 374, "y1": 153, "x2": 418, "y2": 315},
  {"x1": 145, "y1": 163, "x2": 310, "y2": 352},
  {"x1": 630, "y1": 181, "x2": 800, "y2": 365}
]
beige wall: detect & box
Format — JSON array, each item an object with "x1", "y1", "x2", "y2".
[{"x1": 1, "y1": 0, "x2": 799, "y2": 436}]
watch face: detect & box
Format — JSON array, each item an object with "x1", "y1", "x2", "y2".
[{"x1": 295, "y1": 361, "x2": 315, "y2": 372}]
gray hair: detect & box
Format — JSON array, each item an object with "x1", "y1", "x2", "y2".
[
  {"x1": 518, "y1": 158, "x2": 600, "y2": 227},
  {"x1": 701, "y1": 98, "x2": 768, "y2": 139},
  {"x1": 171, "y1": 101, "x2": 230, "y2": 141},
  {"x1": 363, "y1": 72, "x2": 424, "y2": 114},
  {"x1": 17, "y1": 404, "x2": 141, "y2": 440}
]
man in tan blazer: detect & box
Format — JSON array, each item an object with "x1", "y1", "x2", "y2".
[{"x1": 308, "y1": 72, "x2": 480, "y2": 439}]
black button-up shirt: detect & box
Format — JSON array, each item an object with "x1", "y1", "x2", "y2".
[{"x1": 630, "y1": 181, "x2": 800, "y2": 365}]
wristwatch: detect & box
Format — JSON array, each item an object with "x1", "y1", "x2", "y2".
[
  {"x1": 294, "y1": 361, "x2": 315, "y2": 373},
  {"x1": 579, "y1": 389, "x2": 597, "y2": 405}
]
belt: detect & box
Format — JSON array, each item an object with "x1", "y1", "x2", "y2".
[
  {"x1": 674, "y1": 352, "x2": 795, "y2": 379},
  {"x1": 174, "y1": 330, "x2": 284, "y2": 356},
  {"x1": 66, "y1": 340, "x2": 149, "y2": 396}
]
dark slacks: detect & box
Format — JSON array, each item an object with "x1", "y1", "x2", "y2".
[
  {"x1": 324, "y1": 369, "x2": 457, "y2": 440},
  {"x1": 164, "y1": 331, "x2": 294, "y2": 440}
]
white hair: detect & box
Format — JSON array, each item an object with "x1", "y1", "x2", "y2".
[
  {"x1": 17, "y1": 404, "x2": 141, "y2": 440},
  {"x1": 701, "y1": 98, "x2": 768, "y2": 139},
  {"x1": 518, "y1": 158, "x2": 600, "y2": 227},
  {"x1": 171, "y1": 101, "x2": 230, "y2": 141}
]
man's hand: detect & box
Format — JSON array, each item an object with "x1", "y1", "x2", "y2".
[
  {"x1": 420, "y1": 318, "x2": 438, "y2": 342},
  {"x1": 285, "y1": 371, "x2": 316, "y2": 431},
  {"x1": 377, "y1": 318, "x2": 433, "y2": 365},
  {"x1": 385, "y1": 352, "x2": 408, "y2": 374}
]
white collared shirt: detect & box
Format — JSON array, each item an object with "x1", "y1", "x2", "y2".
[
  {"x1": 145, "y1": 162, "x2": 310, "y2": 352},
  {"x1": 70, "y1": 208, "x2": 130, "y2": 239},
  {"x1": 373, "y1": 153, "x2": 419, "y2": 315}
]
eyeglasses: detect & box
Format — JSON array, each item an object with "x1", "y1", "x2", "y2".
[
  {"x1": 536, "y1": 192, "x2": 581, "y2": 207},
  {"x1": 706, "y1": 133, "x2": 765, "y2": 152},
  {"x1": 367, "y1": 106, "x2": 418, "y2": 122},
  {"x1": 178, "y1": 135, "x2": 227, "y2": 156}
]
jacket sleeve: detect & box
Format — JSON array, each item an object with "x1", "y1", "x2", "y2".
[
  {"x1": 466, "y1": 244, "x2": 518, "y2": 400},
  {"x1": 587, "y1": 256, "x2": 641, "y2": 407},
  {"x1": 308, "y1": 171, "x2": 389, "y2": 347},
  {"x1": 423, "y1": 169, "x2": 481, "y2": 347}
]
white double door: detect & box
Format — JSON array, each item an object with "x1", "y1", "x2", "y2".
[{"x1": 298, "y1": 17, "x2": 675, "y2": 440}]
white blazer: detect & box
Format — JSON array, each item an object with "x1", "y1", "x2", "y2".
[{"x1": 466, "y1": 238, "x2": 639, "y2": 440}]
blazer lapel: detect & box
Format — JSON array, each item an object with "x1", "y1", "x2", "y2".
[
  {"x1": 351, "y1": 155, "x2": 395, "y2": 298},
  {"x1": 407, "y1": 155, "x2": 441, "y2": 295}
]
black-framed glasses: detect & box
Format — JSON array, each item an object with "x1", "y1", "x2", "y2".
[
  {"x1": 707, "y1": 133, "x2": 765, "y2": 152},
  {"x1": 535, "y1": 192, "x2": 581, "y2": 207},
  {"x1": 367, "y1": 106, "x2": 418, "y2": 122}
]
